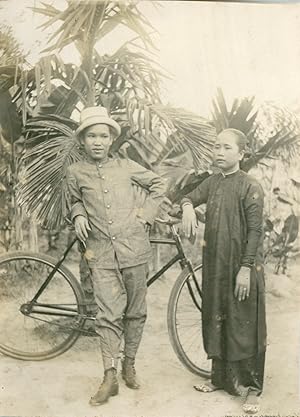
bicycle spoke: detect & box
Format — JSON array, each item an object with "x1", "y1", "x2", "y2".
[
  {"x1": 178, "y1": 327, "x2": 200, "y2": 348},
  {"x1": 0, "y1": 254, "x2": 85, "y2": 360},
  {"x1": 168, "y1": 265, "x2": 211, "y2": 378},
  {"x1": 175, "y1": 321, "x2": 201, "y2": 328}
]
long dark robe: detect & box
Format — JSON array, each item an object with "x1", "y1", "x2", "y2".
[{"x1": 183, "y1": 170, "x2": 267, "y2": 395}]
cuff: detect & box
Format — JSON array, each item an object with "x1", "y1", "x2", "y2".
[
  {"x1": 240, "y1": 263, "x2": 254, "y2": 269},
  {"x1": 180, "y1": 198, "x2": 193, "y2": 209},
  {"x1": 71, "y1": 204, "x2": 88, "y2": 222}
]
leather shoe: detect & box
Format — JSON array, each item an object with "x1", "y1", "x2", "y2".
[
  {"x1": 89, "y1": 368, "x2": 119, "y2": 406},
  {"x1": 122, "y1": 357, "x2": 140, "y2": 389}
]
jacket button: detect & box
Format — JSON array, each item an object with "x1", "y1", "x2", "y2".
[
  {"x1": 101, "y1": 176, "x2": 105, "y2": 180},
  {"x1": 112, "y1": 236, "x2": 116, "y2": 240},
  {"x1": 108, "y1": 220, "x2": 113, "y2": 224},
  {"x1": 104, "y1": 189, "x2": 108, "y2": 193},
  {"x1": 106, "y1": 204, "x2": 110, "y2": 209},
  {"x1": 99, "y1": 164, "x2": 102, "y2": 168}
]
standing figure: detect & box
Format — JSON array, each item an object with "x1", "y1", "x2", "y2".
[
  {"x1": 181, "y1": 129, "x2": 266, "y2": 414},
  {"x1": 66, "y1": 107, "x2": 166, "y2": 406}
]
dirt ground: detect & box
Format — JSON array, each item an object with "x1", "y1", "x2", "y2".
[{"x1": 0, "y1": 257, "x2": 300, "y2": 417}]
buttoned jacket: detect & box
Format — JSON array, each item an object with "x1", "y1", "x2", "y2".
[{"x1": 66, "y1": 157, "x2": 166, "y2": 268}]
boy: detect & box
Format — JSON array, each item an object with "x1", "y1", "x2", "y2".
[
  {"x1": 66, "y1": 106, "x2": 166, "y2": 406},
  {"x1": 181, "y1": 129, "x2": 266, "y2": 414}
]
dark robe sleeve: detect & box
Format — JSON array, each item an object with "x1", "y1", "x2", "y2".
[
  {"x1": 241, "y1": 181, "x2": 264, "y2": 267},
  {"x1": 180, "y1": 175, "x2": 212, "y2": 208}
]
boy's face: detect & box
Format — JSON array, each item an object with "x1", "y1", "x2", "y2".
[
  {"x1": 80, "y1": 124, "x2": 113, "y2": 161},
  {"x1": 213, "y1": 131, "x2": 244, "y2": 172}
]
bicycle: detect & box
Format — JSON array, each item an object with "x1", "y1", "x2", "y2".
[{"x1": 0, "y1": 217, "x2": 210, "y2": 378}]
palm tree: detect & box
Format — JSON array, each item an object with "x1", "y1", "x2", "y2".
[
  {"x1": 7, "y1": 0, "x2": 215, "y2": 231},
  {"x1": 5, "y1": 2, "x2": 299, "y2": 237}
]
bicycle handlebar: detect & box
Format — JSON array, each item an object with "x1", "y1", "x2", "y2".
[{"x1": 155, "y1": 216, "x2": 181, "y2": 226}]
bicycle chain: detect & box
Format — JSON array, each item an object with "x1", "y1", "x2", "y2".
[{"x1": 26, "y1": 313, "x2": 98, "y2": 337}]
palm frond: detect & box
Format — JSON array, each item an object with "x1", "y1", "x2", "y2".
[
  {"x1": 212, "y1": 87, "x2": 258, "y2": 137},
  {"x1": 109, "y1": 100, "x2": 215, "y2": 172},
  {"x1": 93, "y1": 46, "x2": 164, "y2": 108},
  {"x1": 0, "y1": 25, "x2": 25, "y2": 94},
  {"x1": 8, "y1": 55, "x2": 86, "y2": 120},
  {"x1": 15, "y1": 1, "x2": 214, "y2": 228},
  {"x1": 242, "y1": 102, "x2": 300, "y2": 171},
  {"x1": 150, "y1": 105, "x2": 215, "y2": 172},
  {"x1": 211, "y1": 89, "x2": 300, "y2": 172},
  {"x1": 157, "y1": 152, "x2": 211, "y2": 202},
  {"x1": 254, "y1": 102, "x2": 300, "y2": 156},
  {"x1": 18, "y1": 99, "x2": 216, "y2": 227},
  {"x1": 17, "y1": 115, "x2": 82, "y2": 229},
  {"x1": 32, "y1": 1, "x2": 156, "y2": 55},
  {"x1": 0, "y1": 24, "x2": 24, "y2": 66},
  {"x1": 113, "y1": 101, "x2": 215, "y2": 171}
]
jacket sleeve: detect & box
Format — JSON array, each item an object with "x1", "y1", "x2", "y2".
[
  {"x1": 241, "y1": 181, "x2": 264, "y2": 267},
  {"x1": 180, "y1": 175, "x2": 212, "y2": 208},
  {"x1": 128, "y1": 160, "x2": 167, "y2": 225},
  {"x1": 66, "y1": 166, "x2": 88, "y2": 222}
]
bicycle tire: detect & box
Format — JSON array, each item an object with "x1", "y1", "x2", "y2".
[
  {"x1": 0, "y1": 251, "x2": 86, "y2": 361},
  {"x1": 167, "y1": 264, "x2": 211, "y2": 378}
]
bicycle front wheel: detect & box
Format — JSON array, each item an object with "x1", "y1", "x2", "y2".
[
  {"x1": 167, "y1": 264, "x2": 211, "y2": 378},
  {"x1": 0, "y1": 252, "x2": 86, "y2": 361}
]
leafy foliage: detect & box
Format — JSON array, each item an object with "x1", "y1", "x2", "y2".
[
  {"x1": 212, "y1": 88, "x2": 257, "y2": 136},
  {"x1": 157, "y1": 151, "x2": 211, "y2": 203},
  {"x1": 31, "y1": 0, "x2": 159, "y2": 107},
  {"x1": 32, "y1": 0, "x2": 157, "y2": 54},
  {"x1": 11, "y1": 1, "x2": 216, "y2": 229},
  {"x1": 252, "y1": 102, "x2": 300, "y2": 162},
  {"x1": 212, "y1": 88, "x2": 300, "y2": 172},
  {"x1": 0, "y1": 25, "x2": 23, "y2": 141},
  {"x1": 18, "y1": 115, "x2": 82, "y2": 229},
  {"x1": 19, "y1": 101, "x2": 215, "y2": 229},
  {"x1": 150, "y1": 106, "x2": 214, "y2": 171},
  {"x1": 160, "y1": 89, "x2": 300, "y2": 204},
  {"x1": 93, "y1": 44, "x2": 164, "y2": 108},
  {"x1": 6, "y1": 2, "x2": 300, "y2": 233},
  {"x1": 0, "y1": 24, "x2": 23, "y2": 66}
]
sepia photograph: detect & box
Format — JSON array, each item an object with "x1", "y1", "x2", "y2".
[{"x1": 0, "y1": 0, "x2": 300, "y2": 416}]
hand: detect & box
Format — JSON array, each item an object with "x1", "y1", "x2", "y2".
[
  {"x1": 234, "y1": 266, "x2": 251, "y2": 301},
  {"x1": 74, "y1": 215, "x2": 91, "y2": 243},
  {"x1": 182, "y1": 203, "x2": 198, "y2": 238}
]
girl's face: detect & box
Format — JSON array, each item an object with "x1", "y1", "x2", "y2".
[
  {"x1": 80, "y1": 124, "x2": 113, "y2": 161},
  {"x1": 213, "y1": 131, "x2": 244, "y2": 173}
]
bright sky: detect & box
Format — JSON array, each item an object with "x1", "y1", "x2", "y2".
[{"x1": 2, "y1": 0, "x2": 300, "y2": 117}]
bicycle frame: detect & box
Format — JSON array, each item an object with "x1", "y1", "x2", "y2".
[
  {"x1": 147, "y1": 224, "x2": 194, "y2": 286},
  {"x1": 21, "y1": 223, "x2": 201, "y2": 329},
  {"x1": 21, "y1": 238, "x2": 81, "y2": 320},
  {"x1": 148, "y1": 225, "x2": 202, "y2": 310}
]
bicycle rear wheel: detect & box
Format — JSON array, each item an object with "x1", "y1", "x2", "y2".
[
  {"x1": 167, "y1": 264, "x2": 211, "y2": 378},
  {"x1": 0, "y1": 252, "x2": 86, "y2": 360}
]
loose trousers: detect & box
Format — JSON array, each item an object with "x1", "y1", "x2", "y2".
[
  {"x1": 90, "y1": 263, "x2": 148, "y2": 371},
  {"x1": 211, "y1": 352, "x2": 266, "y2": 396}
]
